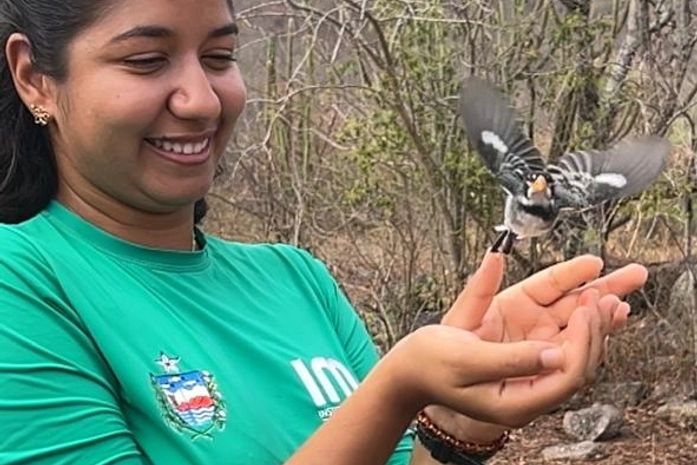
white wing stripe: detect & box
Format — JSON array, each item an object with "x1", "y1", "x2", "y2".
[
  {"x1": 594, "y1": 173, "x2": 627, "y2": 188},
  {"x1": 481, "y1": 130, "x2": 508, "y2": 154}
]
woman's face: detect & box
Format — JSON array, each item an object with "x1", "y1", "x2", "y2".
[{"x1": 50, "y1": 0, "x2": 246, "y2": 214}]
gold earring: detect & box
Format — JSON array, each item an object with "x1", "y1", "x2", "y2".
[{"x1": 30, "y1": 104, "x2": 51, "y2": 126}]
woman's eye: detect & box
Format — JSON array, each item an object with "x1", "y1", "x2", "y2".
[
  {"x1": 203, "y1": 51, "x2": 237, "y2": 69},
  {"x1": 123, "y1": 56, "x2": 167, "y2": 72}
]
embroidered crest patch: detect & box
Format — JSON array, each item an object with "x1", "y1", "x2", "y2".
[{"x1": 151, "y1": 352, "x2": 226, "y2": 439}]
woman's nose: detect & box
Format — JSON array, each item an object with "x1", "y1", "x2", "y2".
[{"x1": 168, "y1": 58, "x2": 221, "y2": 121}]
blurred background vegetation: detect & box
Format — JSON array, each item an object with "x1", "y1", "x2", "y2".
[{"x1": 206, "y1": 0, "x2": 696, "y2": 392}]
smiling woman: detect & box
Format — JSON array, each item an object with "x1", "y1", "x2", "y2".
[
  {"x1": 7, "y1": 0, "x2": 244, "y2": 250},
  {"x1": 0, "y1": 0, "x2": 243, "y2": 240},
  {"x1": 0, "y1": 1, "x2": 646, "y2": 465}
]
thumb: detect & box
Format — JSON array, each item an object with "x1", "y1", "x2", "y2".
[
  {"x1": 442, "y1": 251, "x2": 505, "y2": 329},
  {"x1": 457, "y1": 339, "x2": 564, "y2": 386}
]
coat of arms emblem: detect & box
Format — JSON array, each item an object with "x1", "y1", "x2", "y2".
[{"x1": 151, "y1": 352, "x2": 226, "y2": 439}]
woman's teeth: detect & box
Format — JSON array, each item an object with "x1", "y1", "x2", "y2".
[{"x1": 148, "y1": 138, "x2": 210, "y2": 155}]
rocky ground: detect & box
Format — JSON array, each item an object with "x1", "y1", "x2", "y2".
[{"x1": 493, "y1": 407, "x2": 697, "y2": 464}]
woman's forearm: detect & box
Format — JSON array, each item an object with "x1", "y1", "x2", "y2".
[{"x1": 285, "y1": 352, "x2": 420, "y2": 465}]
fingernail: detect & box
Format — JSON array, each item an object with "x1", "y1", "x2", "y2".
[{"x1": 540, "y1": 348, "x2": 564, "y2": 369}]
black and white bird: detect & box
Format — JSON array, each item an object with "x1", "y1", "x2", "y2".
[{"x1": 458, "y1": 77, "x2": 670, "y2": 254}]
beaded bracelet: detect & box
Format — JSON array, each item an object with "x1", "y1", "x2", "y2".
[{"x1": 415, "y1": 411, "x2": 509, "y2": 464}]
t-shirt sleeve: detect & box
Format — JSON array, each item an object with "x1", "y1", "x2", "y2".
[
  {"x1": 0, "y1": 236, "x2": 149, "y2": 465},
  {"x1": 298, "y1": 248, "x2": 415, "y2": 465}
]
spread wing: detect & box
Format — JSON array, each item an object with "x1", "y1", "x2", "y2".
[
  {"x1": 548, "y1": 136, "x2": 670, "y2": 209},
  {"x1": 458, "y1": 77, "x2": 546, "y2": 195}
]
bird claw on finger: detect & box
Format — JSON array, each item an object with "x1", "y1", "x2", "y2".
[{"x1": 491, "y1": 230, "x2": 516, "y2": 255}]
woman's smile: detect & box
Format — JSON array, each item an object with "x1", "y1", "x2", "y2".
[{"x1": 144, "y1": 130, "x2": 216, "y2": 166}]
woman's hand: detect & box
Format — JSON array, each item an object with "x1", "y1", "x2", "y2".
[
  {"x1": 384, "y1": 291, "x2": 615, "y2": 429},
  {"x1": 443, "y1": 252, "x2": 645, "y2": 348},
  {"x1": 382, "y1": 323, "x2": 567, "y2": 422},
  {"x1": 425, "y1": 252, "x2": 647, "y2": 440}
]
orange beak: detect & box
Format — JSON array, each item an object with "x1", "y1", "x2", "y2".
[{"x1": 531, "y1": 175, "x2": 547, "y2": 193}]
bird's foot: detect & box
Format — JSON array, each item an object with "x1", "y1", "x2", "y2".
[
  {"x1": 491, "y1": 230, "x2": 518, "y2": 255},
  {"x1": 501, "y1": 231, "x2": 518, "y2": 254}
]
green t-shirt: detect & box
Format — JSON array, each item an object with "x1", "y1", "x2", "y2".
[{"x1": 0, "y1": 201, "x2": 413, "y2": 464}]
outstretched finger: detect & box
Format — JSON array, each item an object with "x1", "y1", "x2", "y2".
[
  {"x1": 442, "y1": 252, "x2": 505, "y2": 330},
  {"x1": 580, "y1": 263, "x2": 648, "y2": 298},
  {"x1": 548, "y1": 264, "x2": 646, "y2": 326},
  {"x1": 514, "y1": 255, "x2": 604, "y2": 306},
  {"x1": 611, "y1": 302, "x2": 631, "y2": 331},
  {"x1": 585, "y1": 292, "x2": 611, "y2": 384}
]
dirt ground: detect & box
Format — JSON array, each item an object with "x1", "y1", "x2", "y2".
[{"x1": 492, "y1": 408, "x2": 696, "y2": 465}]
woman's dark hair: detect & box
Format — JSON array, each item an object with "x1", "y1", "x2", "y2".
[{"x1": 0, "y1": 0, "x2": 234, "y2": 225}]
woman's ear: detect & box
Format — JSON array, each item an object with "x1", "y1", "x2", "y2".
[{"x1": 5, "y1": 33, "x2": 58, "y2": 116}]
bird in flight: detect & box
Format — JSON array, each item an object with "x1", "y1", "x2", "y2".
[{"x1": 458, "y1": 77, "x2": 670, "y2": 254}]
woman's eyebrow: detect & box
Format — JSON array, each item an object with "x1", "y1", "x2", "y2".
[
  {"x1": 209, "y1": 23, "x2": 238, "y2": 38},
  {"x1": 108, "y1": 22, "x2": 238, "y2": 44},
  {"x1": 109, "y1": 25, "x2": 173, "y2": 44}
]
